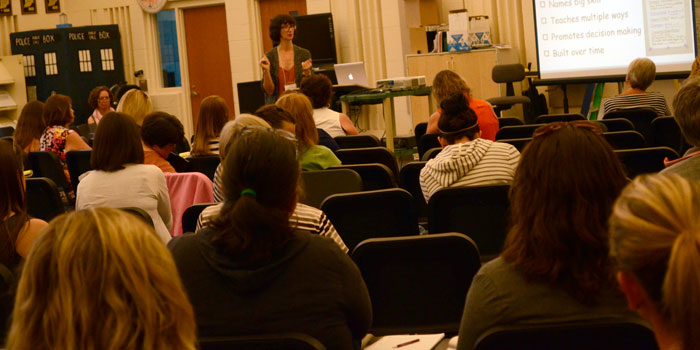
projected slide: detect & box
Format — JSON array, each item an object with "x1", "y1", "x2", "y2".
[{"x1": 534, "y1": 0, "x2": 697, "y2": 81}]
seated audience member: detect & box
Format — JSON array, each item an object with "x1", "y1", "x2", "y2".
[
  {"x1": 420, "y1": 93, "x2": 519, "y2": 201},
  {"x1": 276, "y1": 92, "x2": 341, "y2": 170},
  {"x1": 13, "y1": 101, "x2": 45, "y2": 153},
  {"x1": 86, "y1": 85, "x2": 114, "y2": 125},
  {"x1": 661, "y1": 77, "x2": 700, "y2": 178},
  {"x1": 0, "y1": 140, "x2": 47, "y2": 267},
  {"x1": 299, "y1": 74, "x2": 359, "y2": 138},
  {"x1": 426, "y1": 70, "x2": 499, "y2": 140},
  {"x1": 116, "y1": 88, "x2": 153, "y2": 126},
  {"x1": 141, "y1": 112, "x2": 185, "y2": 173},
  {"x1": 691, "y1": 54, "x2": 700, "y2": 77},
  {"x1": 601, "y1": 58, "x2": 671, "y2": 118},
  {"x1": 204, "y1": 115, "x2": 347, "y2": 252},
  {"x1": 39, "y1": 94, "x2": 91, "y2": 188},
  {"x1": 610, "y1": 174, "x2": 700, "y2": 350},
  {"x1": 6, "y1": 208, "x2": 195, "y2": 350},
  {"x1": 457, "y1": 122, "x2": 638, "y2": 350},
  {"x1": 76, "y1": 112, "x2": 172, "y2": 243},
  {"x1": 191, "y1": 95, "x2": 229, "y2": 156},
  {"x1": 168, "y1": 129, "x2": 370, "y2": 348},
  {"x1": 254, "y1": 104, "x2": 297, "y2": 134}
]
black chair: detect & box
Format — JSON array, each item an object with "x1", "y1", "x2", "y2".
[
  {"x1": 486, "y1": 64, "x2": 531, "y2": 118},
  {"x1": 428, "y1": 185, "x2": 510, "y2": 260},
  {"x1": 175, "y1": 135, "x2": 191, "y2": 154},
  {"x1": 474, "y1": 320, "x2": 657, "y2": 350},
  {"x1": 597, "y1": 118, "x2": 634, "y2": 132},
  {"x1": 198, "y1": 333, "x2": 326, "y2": 350},
  {"x1": 399, "y1": 161, "x2": 428, "y2": 224},
  {"x1": 334, "y1": 147, "x2": 399, "y2": 179},
  {"x1": 651, "y1": 116, "x2": 689, "y2": 154},
  {"x1": 330, "y1": 164, "x2": 395, "y2": 191},
  {"x1": 299, "y1": 168, "x2": 362, "y2": 208},
  {"x1": 182, "y1": 203, "x2": 214, "y2": 233},
  {"x1": 351, "y1": 233, "x2": 480, "y2": 336},
  {"x1": 421, "y1": 147, "x2": 441, "y2": 161},
  {"x1": 166, "y1": 152, "x2": 191, "y2": 173},
  {"x1": 497, "y1": 117, "x2": 524, "y2": 127},
  {"x1": 603, "y1": 108, "x2": 657, "y2": 145},
  {"x1": 616, "y1": 147, "x2": 679, "y2": 178},
  {"x1": 119, "y1": 207, "x2": 154, "y2": 227},
  {"x1": 603, "y1": 131, "x2": 646, "y2": 150},
  {"x1": 334, "y1": 134, "x2": 382, "y2": 149},
  {"x1": 495, "y1": 124, "x2": 546, "y2": 140},
  {"x1": 66, "y1": 150, "x2": 92, "y2": 192},
  {"x1": 534, "y1": 113, "x2": 585, "y2": 124},
  {"x1": 73, "y1": 124, "x2": 94, "y2": 145},
  {"x1": 498, "y1": 138, "x2": 531, "y2": 152},
  {"x1": 321, "y1": 188, "x2": 418, "y2": 252},
  {"x1": 187, "y1": 155, "x2": 220, "y2": 180},
  {"x1": 0, "y1": 126, "x2": 13, "y2": 138},
  {"x1": 418, "y1": 133, "x2": 441, "y2": 160},
  {"x1": 414, "y1": 122, "x2": 428, "y2": 147},
  {"x1": 25, "y1": 177, "x2": 66, "y2": 222},
  {"x1": 28, "y1": 151, "x2": 72, "y2": 197}
]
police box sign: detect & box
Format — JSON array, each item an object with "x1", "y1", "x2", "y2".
[
  {"x1": 12, "y1": 27, "x2": 118, "y2": 49},
  {"x1": 14, "y1": 33, "x2": 60, "y2": 47}
]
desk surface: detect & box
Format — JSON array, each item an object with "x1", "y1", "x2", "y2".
[{"x1": 339, "y1": 86, "x2": 432, "y2": 104}]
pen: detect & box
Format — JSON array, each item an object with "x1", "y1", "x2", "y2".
[{"x1": 394, "y1": 338, "x2": 420, "y2": 348}]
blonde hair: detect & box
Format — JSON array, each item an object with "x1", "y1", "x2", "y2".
[
  {"x1": 7, "y1": 208, "x2": 196, "y2": 350},
  {"x1": 192, "y1": 95, "x2": 229, "y2": 156},
  {"x1": 218, "y1": 114, "x2": 270, "y2": 160},
  {"x1": 609, "y1": 174, "x2": 700, "y2": 350},
  {"x1": 627, "y1": 58, "x2": 656, "y2": 91},
  {"x1": 432, "y1": 70, "x2": 471, "y2": 104},
  {"x1": 276, "y1": 92, "x2": 318, "y2": 152},
  {"x1": 116, "y1": 89, "x2": 153, "y2": 126}
]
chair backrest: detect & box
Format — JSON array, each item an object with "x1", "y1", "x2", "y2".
[
  {"x1": 603, "y1": 131, "x2": 646, "y2": 150},
  {"x1": 299, "y1": 168, "x2": 363, "y2": 208},
  {"x1": 321, "y1": 188, "x2": 418, "y2": 252},
  {"x1": 603, "y1": 108, "x2": 657, "y2": 145},
  {"x1": 414, "y1": 122, "x2": 428, "y2": 146},
  {"x1": 498, "y1": 138, "x2": 531, "y2": 152},
  {"x1": 492, "y1": 64, "x2": 525, "y2": 95},
  {"x1": 330, "y1": 164, "x2": 395, "y2": 191},
  {"x1": 187, "y1": 155, "x2": 220, "y2": 180},
  {"x1": 616, "y1": 147, "x2": 679, "y2": 178},
  {"x1": 28, "y1": 151, "x2": 72, "y2": 194},
  {"x1": 66, "y1": 150, "x2": 92, "y2": 192},
  {"x1": 399, "y1": 161, "x2": 428, "y2": 224},
  {"x1": 119, "y1": 207, "x2": 154, "y2": 227},
  {"x1": 166, "y1": 152, "x2": 192, "y2": 172},
  {"x1": 334, "y1": 147, "x2": 399, "y2": 179},
  {"x1": 651, "y1": 116, "x2": 689, "y2": 154},
  {"x1": 198, "y1": 333, "x2": 326, "y2": 350},
  {"x1": 421, "y1": 147, "x2": 442, "y2": 161},
  {"x1": 351, "y1": 233, "x2": 480, "y2": 336},
  {"x1": 495, "y1": 124, "x2": 546, "y2": 140},
  {"x1": 0, "y1": 126, "x2": 14, "y2": 138},
  {"x1": 25, "y1": 177, "x2": 66, "y2": 222},
  {"x1": 474, "y1": 320, "x2": 657, "y2": 350},
  {"x1": 534, "y1": 113, "x2": 585, "y2": 124},
  {"x1": 428, "y1": 185, "x2": 510, "y2": 260},
  {"x1": 181, "y1": 203, "x2": 214, "y2": 233},
  {"x1": 597, "y1": 118, "x2": 634, "y2": 132},
  {"x1": 418, "y1": 133, "x2": 441, "y2": 159},
  {"x1": 497, "y1": 117, "x2": 524, "y2": 127},
  {"x1": 175, "y1": 135, "x2": 191, "y2": 154},
  {"x1": 334, "y1": 134, "x2": 382, "y2": 149}
]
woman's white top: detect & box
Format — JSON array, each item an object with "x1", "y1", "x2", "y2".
[
  {"x1": 76, "y1": 163, "x2": 173, "y2": 243},
  {"x1": 312, "y1": 107, "x2": 346, "y2": 138}
]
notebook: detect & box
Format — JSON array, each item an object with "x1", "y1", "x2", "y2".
[{"x1": 333, "y1": 62, "x2": 369, "y2": 87}]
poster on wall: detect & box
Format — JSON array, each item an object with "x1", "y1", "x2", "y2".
[
  {"x1": 45, "y1": 0, "x2": 59, "y2": 13},
  {"x1": 0, "y1": 0, "x2": 12, "y2": 16},
  {"x1": 21, "y1": 0, "x2": 37, "y2": 14}
]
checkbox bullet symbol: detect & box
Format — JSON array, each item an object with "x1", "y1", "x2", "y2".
[
  {"x1": 543, "y1": 34, "x2": 548, "y2": 40},
  {"x1": 541, "y1": 18, "x2": 547, "y2": 24},
  {"x1": 544, "y1": 50, "x2": 550, "y2": 57},
  {"x1": 540, "y1": 1, "x2": 545, "y2": 7}
]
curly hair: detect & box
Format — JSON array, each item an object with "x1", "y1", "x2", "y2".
[
  {"x1": 299, "y1": 74, "x2": 333, "y2": 109},
  {"x1": 87, "y1": 85, "x2": 113, "y2": 110},
  {"x1": 269, "y1": 14, "x2": 296, "y2": 44}
]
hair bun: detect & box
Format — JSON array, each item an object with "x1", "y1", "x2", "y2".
[{"x1": 440, "y1": 93, "x2": 469, "y2": 114}]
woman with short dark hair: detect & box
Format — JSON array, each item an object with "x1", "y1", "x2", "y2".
[
  {"x1": 76, "y1": 112, "x2": 172, "y2": 243},
  {"x1": 141, "y1": 111, "x2": 185, "y2": 173},
  {"x1": 457, "y1": 121, "x2": 639, "y2": 350},
  {"x1": 87, "y1": 85, "x2": 114, "y2": 125},
  {"x1": 299, "y1": 74, "x2": 358, "y2": 137}
]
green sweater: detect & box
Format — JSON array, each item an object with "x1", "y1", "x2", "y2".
[
  {"x1": 263, "y1": 44, "x2": 312, "y2": 104},
  {"x1": 300, "y1": 145, "x2": 341, "y2": 171}
]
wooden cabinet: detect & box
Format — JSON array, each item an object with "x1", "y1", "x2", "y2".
[{"x1": 406, "y1": 48, "x2": 518, "y2": 126}]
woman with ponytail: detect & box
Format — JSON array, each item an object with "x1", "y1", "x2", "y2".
[
  {"x1": 168, "y1": 128, "x2": 371, "y2": 350},
  {"x1": 610, "y1": 173, "x2": 700, "y2": 350},
  {"x1": 419, "y1": 93, "x2": 520, "y2": 201}
]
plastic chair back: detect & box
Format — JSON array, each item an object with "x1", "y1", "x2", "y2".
[
  {"x1": 166, "y1": 153, "x2": 192, "y2": 172},
  {"x1": 604, "y1": 108, "x2": 657, "y2": 145},
  {"x1": 335, "y1": 147, "x2": 399, "y2": 179},
  {"x1": 331, "y1": 164, "x2": 395, "y2": 191},
  {"x1": 187, "y1": 155, "x2": 220, "y2": 180},
  {"x1": 414, "y1": 122, "x2": 428, "y2": 146},
  {"x1": 300, "y1": 168, "x2": 363, "y2": 208},
  {"x1": 421, "y1": 147, "x2": 442, "y2": 161},
  {"x1": 399, "y1": 161, "x2": 428, "y2": 224},
  {"x1": 651, "y1": 116, "x2": 689, "y2": 154},
  {"x1": 119, "y1": 207, "x2": 154, "y2": 227},
  {"x1": 66, "y1": 150, "x2": 92, "y2": 192},
  {"x1": 334, "y1": 134, "x2": 382, "y2": 149},
  {"x1": 418, "y1": 133, "x2": 441, "y2": 159},
  {"x1": 603, "y1": 131, "x2": 646, "y2": 150},
  {"x1": 0, "y1": 127, "x2": 13, "y2": 138},
  {"x1": 498, "y1": 138, "x2": 531, "y2": 152},
  {"x1": 534, "y1": 113, "x2": 585, "y2": 124},
  {"x1": 28, "y1": 151, "x2": 72, "y2": 195},
  {"x1": 616, "y1": 147, "x2": 679, "y2": 178},
  {"x1": 25, "y1": 177, "x2": 66, "y2": 221},
  {"x1": 495, "y1": 124, "x2": 546, "y2": 140},
  {"x1": 182, "y1": 203, "x2": 214, "y2": 233},
  {"x1": 597, "y1": 118, "x2": 634, "y2": 132},
  {"x1": 198, "y1": 333, "x2": 326, "y2": 350},
  {"x1": 497, "y1": 117, "x2": 524, "y2": 127}
]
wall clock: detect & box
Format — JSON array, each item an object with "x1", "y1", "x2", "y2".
[{"x1": 136, "y1": 0, "x2": 166, "y2": 14}]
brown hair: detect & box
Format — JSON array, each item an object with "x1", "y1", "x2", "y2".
[
  {"x1": 91, "y1": 112, "x2": 144, "y2": 172},
  {"x1": 192, "y1": 96, "x2": 229, "y2": 156},
  {"x1": 13, "y1": 101, "x2": 45, "y2": 151},
  {"x1": 0, "y1": 140, "x2": 28, "y2": 267},
  {"x1": 276, "y1": 92, "x2": 318, "y2": 152},
  {"x1": 432, "y1": 70, "x2": 471, "y2": 104},
  {"x1": 42, "y1": 94, "x2": 73, "y2": 127},
  {"x1": 254, "y1": 104, "x2": 295, "y2": 129},
  {"x1": 299, "y1": 74, "x2": 333, "y2": 109},
  {"x1": 437, "y1": 93, "x2": 479, "y2": 143},
  {"x1": 141, "y1": 112, "x2": 185, "y2": 148},
  {"x1": 502, "y1": 121, "x2": 628, "y2": 304},
  {"x1": 672, "y1": 76, "x2": 700, "y2": 146},
  {"x1": 87, "y1": 85, "x2": 113, "y2": 109},
  {"x1": 269, "y1": 14, "x2": 296, "y2": 43},
  {"x1": 627, "y1": 58, "x2": 656, "y2": 91},
  {"x1": 691, "y1": 54, "x2": 700, "y2": 78}
]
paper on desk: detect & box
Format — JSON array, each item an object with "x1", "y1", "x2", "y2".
[
  {"x1": 0, "y1": 90, "x2": 16, "y2": 109},
  {"x1": 365, "y1": 333, "x2": 445, "y2": 350}
]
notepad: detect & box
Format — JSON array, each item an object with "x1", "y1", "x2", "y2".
[{"x1": 364, "y1": 333, "x2": 445, "y2": 350}]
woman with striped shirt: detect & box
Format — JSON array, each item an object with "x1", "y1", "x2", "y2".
[
  {"x1": 191, "y1": 96, "x2": 229, "y2": 156},
  {"x1": 601, "y1": 58, "x2": 671, "y2": 118}
]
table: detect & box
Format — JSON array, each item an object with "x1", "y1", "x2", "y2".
[{"x1": 339, "y1": 87, "x2": 434, "y2": 152}]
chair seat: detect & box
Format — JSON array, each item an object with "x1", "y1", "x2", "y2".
[{"x1": 487, "y1": 96, "x2": 531, "y2": 106}]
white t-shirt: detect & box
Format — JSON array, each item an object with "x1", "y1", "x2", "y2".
[{"x1": 312, "y1": 107, "x2": 346, "y2": 138}]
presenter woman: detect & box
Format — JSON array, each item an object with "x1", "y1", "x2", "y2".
[{"x1": 260, "y1": 14, "x2": 312, "y2": 105}]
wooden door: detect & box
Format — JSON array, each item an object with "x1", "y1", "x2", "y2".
[
  {"x1": 184, "y1": 5, "x2": 235, "y2": 127},
  {"x1": 259, "y1": 0, "x2": 307, "y2": 53}
]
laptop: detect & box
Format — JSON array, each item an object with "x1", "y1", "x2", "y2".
[{"x1": 333, "y1": 62, "x2": 369, "y2": 87}]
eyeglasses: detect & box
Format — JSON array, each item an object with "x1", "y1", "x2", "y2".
[
  {"x1": 532, "y1": 121, "x2": 603, "y2": 138},
  {"x1": 98, "y1": 97, "x2": 111, "y2": 101},
  {"x1": 281, "y1": 24, "x2": 296, "y2": 30}
]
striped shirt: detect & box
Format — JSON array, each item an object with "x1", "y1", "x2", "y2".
[
  {"x1": 208, "y1": 138, "x2": 220, "y2": 155},
  {"x1": 420, "y1": 138, "x2": 520, "y2": 202},
  {"x1": 196, "y1": 202, "x2": 348, "y2": 253},
  {"x1": 601, "y1": 91, "x2": 671, "y2": 118}
]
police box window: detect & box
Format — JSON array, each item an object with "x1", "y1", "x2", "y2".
[
  {"x1": 23, "y1": 55, "x2": 36, "y2": 77},
  {"x1": 100, "y1": 48, "x2": 114, "y2": 71},
  {"x1": 44, "y1": 52, "x2": 58, "y2": 76},
  {"x1": 78, "y1": 50, "x2": 92, "y2": 72}
]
